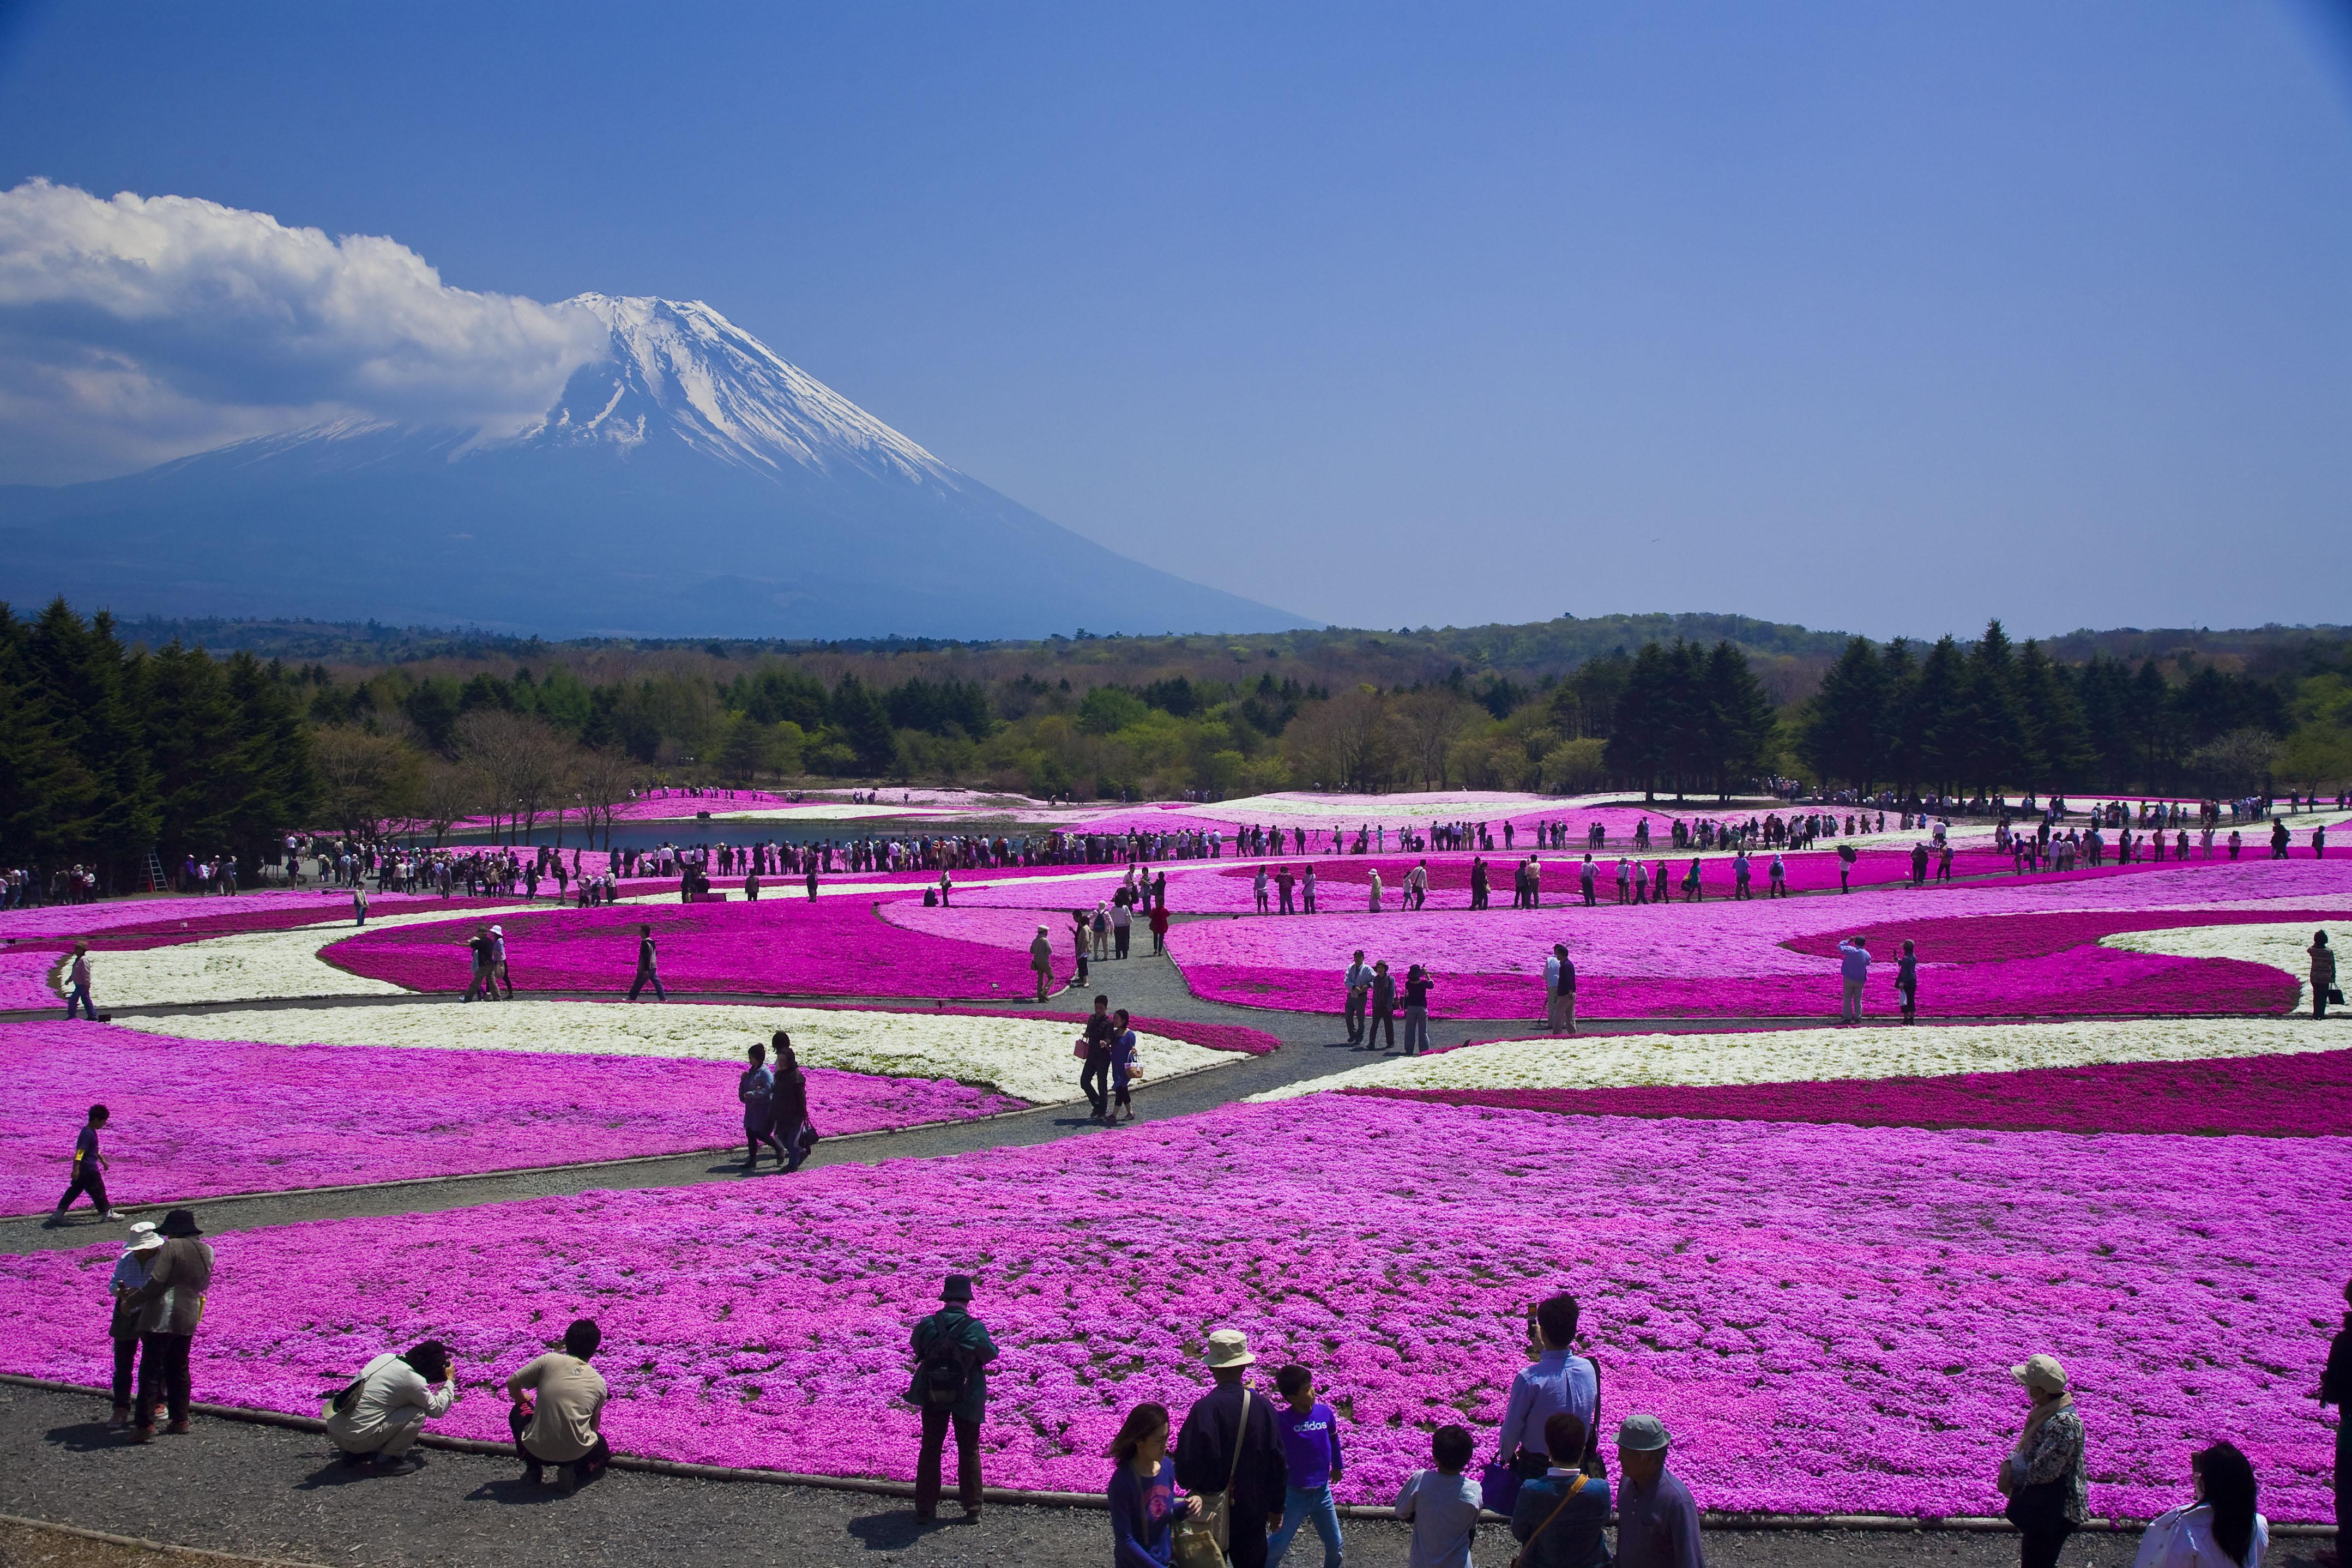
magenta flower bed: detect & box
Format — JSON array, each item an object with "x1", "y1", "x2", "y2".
[
  {"x1": 0, "y1": 890, "x2": 492, "y2": 942},
  {"x1": 0, "y1": 950, "x2": 60, "y2": 1010},
  {"x1": 1, "y1": 1095, "x2": 2343, "y2": 1519},
  {"x1": 1778, "y1": 907, "x2": 2351, "y2": 964},
  {"x1": 321, "y1": 898, "x2": 1078, "y2": 999},
  {"x1": 1358, "y1": 1050, "x2": 2352, "y2": 1137},
  {"x1": 722, "y1": 999, "x2": 1282, "y2": 1057},
  {"x1": 0, "y1": 1021, "x2": 1021, "y2": 1214},
  {"x1": 1176, "y1": 946, "x2": 2296, "y2": 1019}
]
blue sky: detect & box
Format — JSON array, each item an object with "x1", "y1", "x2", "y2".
[{"x1": 3, "y1": 1, "x2": 2349, "y2": 640}]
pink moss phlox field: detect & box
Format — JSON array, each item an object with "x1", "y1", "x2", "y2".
[
  {"x1": 878, "y1": 900, "x2": 1116, "y2": 952},
  {"x1": 0, "y1": 890, "x2": 496, "y2": 942},
  {"x1": 2, "y1": 896, "x2": 539, "y2": 956},
  {"x1": 1358, "y1": 1050, "x2": 2352, "y2": 1137},
  {"x1": 684, "y1": 998, "x2": 1281, "y2": 1057},
  {"x1": 0, "y1": 1021, "x2": 1020, "y2": 1214},
  {"x1": 322, "y1": 899, "x2": 1077, "y2": 998},
  {"x1": 0, "y1": 949, "x2": 61, "y2": 1009},
  {"x1": 1, "y1": 1095, "x2": 2343, "y2": 1519},
  {"x1": 1779, "y1": 907, "x2": 2352, "y2": 964}
]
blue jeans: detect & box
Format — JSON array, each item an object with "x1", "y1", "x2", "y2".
[
  {"x1": 65, "y1": 981, "x2": 95, "y2": 1020},
  {"x1": 1268, "y1": 1483, "x2": 1342, "y2": 1568}
]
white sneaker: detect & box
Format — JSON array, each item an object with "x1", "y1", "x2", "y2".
[{"x1": 104, "y1": 1210, "x2": 126, "y2": 1222}]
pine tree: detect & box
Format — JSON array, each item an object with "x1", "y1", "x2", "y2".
[
  {"x1": 23, "y1": 600, "x2": 160, "y2": 885},
  {"x1": 1800, "y1": 636, "x2": 1889, "y2": 792},
  {"x1": 1700, "y1": 641, "x2": 1774, "y2": 798}
]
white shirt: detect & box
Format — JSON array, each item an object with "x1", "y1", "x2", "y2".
[{"x1": 2132, "y1": 1503, "x2": 2266, "y2": 1568}]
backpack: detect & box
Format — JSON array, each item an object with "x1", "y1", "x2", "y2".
[{"x1": 914, "y1": 1320, "x2": 976, "y2": 1411}]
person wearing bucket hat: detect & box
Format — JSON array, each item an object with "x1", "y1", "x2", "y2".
[
  {"x1": 1997, "y1": 1354, "x2": 2088, "y2": 1568},
  {"x1": 906, "y1": 1275, "x2": 997, "y2": 1522},
  {"x1": 1613, "y1": 1414, "x2": 1705, "y2": 1567},
  {"x1": 125, "y1": 1209, "x2": 212, "y2": 1442},
  {"x1": 1175, "y1": 1330, "x2": 1288, "y2": 1568},
  {"x1": 105, "y1": 1222, "x2": 166, "y2": 1429}
]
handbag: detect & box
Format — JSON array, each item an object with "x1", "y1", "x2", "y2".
[
  {"x1": 2330, "y1": 987, "x2": 2346, "y2": 1006},
  {"x1": 2003, "y1": 1477, "x2": 2070, "y2": 1535},
  {"x1": 1172, "y1": 1390, "x2": 1250, "y2": 1568},
  {"x1": 1478, "y1": 1457, "x2": 1523, "y2": 1516}
]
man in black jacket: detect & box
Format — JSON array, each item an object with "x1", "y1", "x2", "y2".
[
  {"x1": 906, "y1": 1275, "x2": 998, "y2": 1523},
  {"x1": 1176, "y1": 1329, "x2": 1287, "y2": 1568}
]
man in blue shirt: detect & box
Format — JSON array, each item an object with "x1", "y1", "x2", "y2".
[{"x1": 1498, "y1": 1293, "x2": 1598, "y2": 1480}]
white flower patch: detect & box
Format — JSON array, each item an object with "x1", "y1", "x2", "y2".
[
  {"x1": 121, "y1": 999, "x2": 1240, "y2": 1105},
  {"x1": 87, "y1": 908, "x2": 493, "y2": 1006},
  {"x1": 2103, "y1": 920, "x2": 2345, "y2": 1011},
  {"x1": 1248, "y1": 1016, "x2": 2347, "y2": 1101}
]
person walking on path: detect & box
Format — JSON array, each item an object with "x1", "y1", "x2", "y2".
[
  {"x1": 908, "y1": 1274, "x2": 998, "y2": 1522},
  {"x1": 2316, "y1": 1278, "x2": 2351, "y2": 1568},
  {"x1": 1072, "y1": 908, "x2": 1093, "y2": 986},
  {"x1": 1094, "y1": 902, "x2": 1112, "y2": 961},
  {"x1": 1109, "y1": 1009, "x2": 1141, "y2": 1124},
  {"x1": 1368, "y1": 959, "x2": 1398, "y2": 1052},
  {"x1": 463, "y1": 925, "x2": 497, "y2": 1003},
  {"x1": 1030, "y1": 925, "x2": 1056, "y2": 1000},
  {"x1": 1175, "y1": 1330, "x2": 1289, "y2": 1568},
  {"x1": 738, "y1": 1043, "x2": 785, "y2": 1169},
  {"x1": 508, "y1": 1318, "x2": 609, "y2": 1494},
  {"x1": 2132, "y1": 1440, "x2": 2266, "y2": 1568},
  {"x1": 1079, "y1": 994, "x2": 1118, "y2": 1122},
  {"x1": 1401, "y1": 964, "x2": 1434, "y2": 1056},
  {"x1": 1614, "y1": 1413, "x2": 1706, "y2": 1568},
  {"x1": 1997, "y1": 1354, "x2": 2088, "y2": 1568},
  {"x1": 1544, "y1": 944, "x2": 1577, "y2": 1035},
  {"x1": 626, "y1": 923, "x2": 665, "y2": 1002},
  {"x1": 491, "y1": 924, "x2": 514, "y2": 999},
  {"x1": 2313, "y1": 931, "x2": 2339, "y2": 1020},
  {"x1": 325, "y1": 1340, "x2": 459, "y2": 1474},
  {"x1": 1897, "y1": 939, "x2": 1919, "y2": 1025},
  {"x1": 50, "y1": 1103, "x2": 123, "y2": 1226},
  {"x1": 1837, "y1": 936, "x2": 1871, "y2": 1025},
  {"x1": 1112, "y1": 892, "x2": 1133, "y2": 959},
  {"x1": 1107, "y1": 1401, "x2": 1198, "y2": 1567},
  {"x1": 64, "y1": 940, "x2": 96, "y2": 1020},
  {"x1": 1267, "y1": 1362, "x2": 1344, "y2": 1568},
  {"x1": 1508, "y1": 1412, "x2": 1611, "y2": 1568},
  {"x1": 1344, "y1": 951, "x2": 1372, "y2": 1046},
  {"x1": 126, "y1": 1208, "x2": 213, "y2": 1442},
  {"x1": 1395, "y1": 1424, "x2": 1481, "y2": 1568},
  {"x1": 106, "y1": 1222, "x2": 165, "y2": 1429},
  {"x1": 772, "y1": 1034, "x2": 818, "y2": 1173},
  {"x1": 1148, "y1": 900, "x2": 1170, "y2": 956},
  {"x1": 353, "y1": 884, "x2": 368, "y2": 926}
]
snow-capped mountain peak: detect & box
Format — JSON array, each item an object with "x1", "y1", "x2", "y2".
[{"x1": 527, "y1": 294, "x2": 952, "y2": 485}]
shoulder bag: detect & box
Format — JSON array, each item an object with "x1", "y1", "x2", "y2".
[
  {"x1": 1509, "y1": 1475, "x2": 1592, "y2": 1568},
  {"x1": 1172, "y1": 1390, "x2": 1250, "y2": 1568}
]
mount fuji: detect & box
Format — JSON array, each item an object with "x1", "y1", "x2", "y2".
[{"x1": 0, "y1": 295, "x2": 1307, "y2": 640}]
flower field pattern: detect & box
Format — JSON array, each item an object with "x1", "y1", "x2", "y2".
[
  {"x1": 0, "y1": 1095, "x2": 2343, "y2": 1519},
  {"x1": 0, "y1": 1020, "x2": 1020, "y2": 1213},
  {"x1": 120, "y1": 999, "x2": 1255, "y2": 1105},
  {"x1": 1353, "y1": 1048, "x2": 2352, "y2": 1136}
]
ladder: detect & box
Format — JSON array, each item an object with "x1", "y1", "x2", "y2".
[{"x1": 142, "y1": 848, "x2": 166, "y2": 893}]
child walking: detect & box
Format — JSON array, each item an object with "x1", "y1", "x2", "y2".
[{"x1": 50, "y1": 1105, "x2": 123, "y2": 1226}]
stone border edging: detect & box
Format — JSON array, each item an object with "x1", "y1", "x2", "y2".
[
  {"x1": 0, "y1": 1509, "x2": 333, "y2": 1567},
  {"x1": 10, "y1": 1374, "x2": 2329, "y2": 1535}
]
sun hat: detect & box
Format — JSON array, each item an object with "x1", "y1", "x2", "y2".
[
  {"x1": 1203, "y1": 1329, "x2": 1256, "y2": 1369},
  {"x1": 157, "y1": 1208, "x2": 202, "y2": 1239},
  {"x1": 1616, "y1": 1413, "x2": 1670, "y2": 1452},
  {"x1": 941, "y1": 1274, "x2": 973, "y2": 1302},
  {"x1": 124, "y1": 1221, "x2": 164, "y2": 1254},
  {"x1": 490, "y1": 925, "x2": 503, "y2": 936},
  {"x1": 2011, "y1": 1353, "x2": 2068, "y2": 1394}
]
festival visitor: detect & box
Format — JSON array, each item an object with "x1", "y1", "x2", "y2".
[
  {"x1": 127, "y1": 1208, "x2": 213, "y2": 1442},
  {"x1": 1107, "y1": 1400, "x2": 1199, "y2": 1567},
  {"x1": 353, "y1": 884, "x2": 368, "y2": 925},
  {"x1": 1408, "y1": 859, "x2": 1430, "y2": 911},
  {"x1": 1838, "y1": 840, "x2": 1857, "y2": 891},
  {"x1": 625, "y1": 923, "x2": 665, "y2": 1002},
  {"x1": 1148, "y1": 900, "x2": 1171, "y2": 956},
  {"x1": 1731, "y1": 853, "x2": 1750, "y2": 901},
  {"x1": 1838, "y1": 936, "x2": 1871, "y2": 1025},
  {"x1": 1277, "y1": 865, "x2": 1296, "y2": 913},
  {"x1": 739, "y1": 1042, "x2": 786, "y2": 1169},
  {"x1": 1768, "y1": 852, "x2": 1786, "y2": 897},
  {"x1": 2229, "y1": 829, "x2": 2243, "y2": 860},
  {"x1": 1545, "y1": 943, "x2": 1577, "y2": 1035},
  {"x1": 806, "y1": 864, "x2": 819, "y2": 900},
  {"x1": 463, "y1": 925, "x2": 496, "y2": 1003},
  {"x1": 1072, "y1": 909, "x2": 1092, "y2": 985},
  {"x1": 1368, "y1": 868, "x2": 1384, "y2": 913},
  {"x1": 1175, "y1": 1330, "x2": 1289, "y2": 1568},
  {"x1": 106, "y1": 1222, "x2": 164, "y2": 1428},
  {"x1": 1996, "y1": 1353, "x2": 2088, "y2": 1568},
  {"x1": 1614, "y1": 1413, "x2": 1705, "y2": 1568},
  {"x1": 938, "y1": 868, "x2": 952, "y2": 907},
  {"x1": 1344, "y1": 951, "x2": 1373, "y2": 1046},
  {"x1": 2317, "y1": 1277, "x2": 2351, "y2": 1566},
  {"x1": 2312, "y1": 931, "x2": 2338, "y2": 1021},
  {"x1": 1472, "y1": 855, "x2": 1491, "y2": 909},
  {"x1": 64, "y1": 940, "x2": 95, "y2": 1020},
  {"x1": 1368, "y1": 960, "x2": 1398, "y2": 1052},
  {"x1": 324, "y1": 1340, "x2": 459, "y2": 1473},
  {"x1": 773, "y1": 1034, "x2": 816, "y2": 1172},
  {"x1": 1113, "y1": 894, "x2": 1133, "y2": 958},
  {"x1": 1267, "y1": 1363, "x2": 1344, "y2": 1568},
  {"x1": 1032, "y1": 925, "x2": 1055, "y2": 1000},
  {"x1": 1498, "y1": 1293, "x2": 1599, "y2": 1485},
  {"x1": 1081, "y1": 994, "x2": 1118, "y2": 1122},
  {"x1": 491, "y1": 924, "x2": 513, "y2": 998},
  {"x1": 2131, "y1": 1440, "x2": 2266, "y2": 1568},
  {"x1": 1680, "y1": 857, "x2": 1702, "y2": 902},
  {"x1": 1581, "y1": 854, "x2": 1600, "y2": 906},
  {"x1": 1898, "y1": 939, "x2": 1919, "y2": 1025},
  {"x1": 907, "y1": 1274, "x2": 998, "y2": 1522},
  {"x1": 2273, "y1": 819, "x2": 2292, "y2": 859},
  {"x1": 1401, "y1": 964, "x2": 1434, "y2": 1055},
  {"x1": 1302, "y1": 865, "x2": 1317, "y2": 913},
  {"x1": 50, "y1": 1103, "x2": 121, "y2": 1226},
  {"x1": 508, "y1": 1318, "x2": 610, "y2": 1494},
  {"x1": 1109, "y1": 1008, "x2": 1141, "y2": 1123},
  {"x1": 1508, "y1": 1413, "x2": 1611, "y2": 1568},
  {"x1": 1255, "y1": 865, "x2": 1270, "y2": 914},
  {"x1": 1395, "y1": 1424, "x2": 1481, "y2": 1568}
]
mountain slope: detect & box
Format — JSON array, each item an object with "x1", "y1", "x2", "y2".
[{"x1": 0, "y1": 297, "x2": 1307, "y2": 639}]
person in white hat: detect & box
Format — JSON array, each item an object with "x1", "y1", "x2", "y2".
[
  {"x1": 1997, "y1": 1354, "x2": 2088, "y2": 1568},
  {"x1": 1175, "y1": 1330, "x2": 1288, "y2": 1568},
  {"x1": 105, "y1": 1222, "x2": 166, "y2": 1429}
]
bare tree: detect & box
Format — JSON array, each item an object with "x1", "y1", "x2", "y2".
[
  {"x1": 310, "y1": 725, "x2": 424, "y2": 839},
  {"x1": 456, "y1": 711, "x2": 570, "y2": 844},
  {"x1": 417, "y1": 761, "x2": 484, "y2": 846},
  {"x1": 2186, "y1": 728, "x2": 2282, "y2": 796},
  {"x1": 1395, "y1": 689, "x2": 1477, "y2": 788},
  {"x1": 573, "y1": 747, "x2": 637, "y2": 850},
  {"x1": 1281, "y1": 687, "x2": 1394, "y2": 790}
]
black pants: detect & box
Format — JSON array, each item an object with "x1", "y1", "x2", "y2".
[
  {"x1": 111, "y1": 1334, "x2": 143, "y2": 1408},
  {"x1": 2017, "y1": 1526, "x2": 2072, "y2": 1568},
  {"x1": 915, "y1": 1408, "x2": 981, "y2": 1516},
  {"x1": 627, "y1": 968, "x2": 665, "y2": 1000},
  {"x1": 1114, "y1": 925, "x2": 1130, "y2": 957},
  {"x1": 1344, "y1": 993, "x2": 1366, "y2": 1042},
  {"x1": 1227, "y1": 1505, "x2": 1273, "y2": 1568},
  {"x1": 1370, "y1": 1005, "x2": 1395, "y2": 1049},
  {"x1": 57, "y1": 1167, "x2": 108, "y2": 1216},
  {"x1": 135, "y1": 1332, "x2": 192, "y2": 1430},
  {"x1": 746, "y1": 1120, "x2": 785, "y2": 1163},
  {"x1": 2335, "y1": 1419, "x2": 2350, "y2": 1547},
  {"x1": 509, "y1": 1402, "x2": 609, "y2": 1482},
  {"x1": 1080, "y1": 1054, "x2": 1111, "y2": 1118}
]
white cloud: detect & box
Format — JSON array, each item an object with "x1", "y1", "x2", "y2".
[{"x1": 0, "y1": 180, "x2": 607, "y2": 484}]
